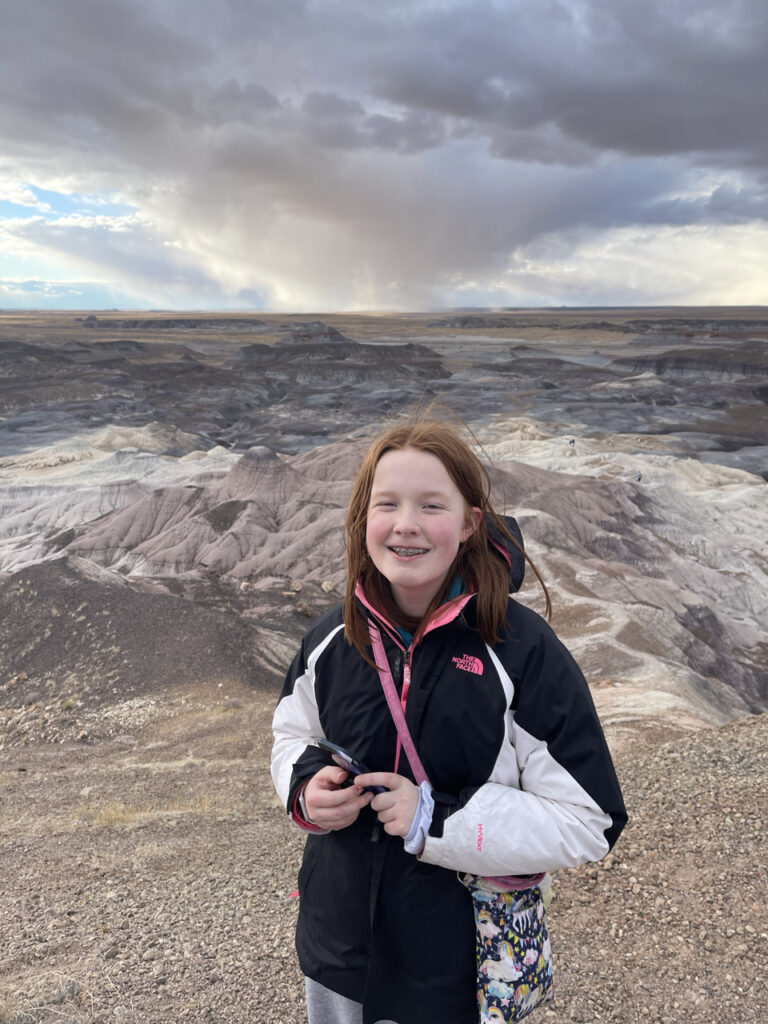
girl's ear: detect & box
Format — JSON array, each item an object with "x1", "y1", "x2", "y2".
[{"x1": 461, "y1": 506, "x2": 483, "y2": 542}]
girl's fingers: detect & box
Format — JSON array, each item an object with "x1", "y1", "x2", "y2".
[
  {"x1": 317, "y1": 785, "x2": 359, "y2": 807},
  {"x1": 313, "y1": 765, "x2": 350, "y2": 789},
  {"x1": 305, "y1": 767, "x2": 373, "y2": 826},
  {"x1": 355, "y1": 771, "x2": 402, "y2": 791}
]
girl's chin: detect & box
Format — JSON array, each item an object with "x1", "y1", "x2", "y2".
[{"x1": 390, "y1": 580, "x2": 445, "y2": 619}]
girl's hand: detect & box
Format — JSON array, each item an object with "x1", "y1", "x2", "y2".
[
  {"x1": 304, "y1": 765, "x2": 372, "y2": 830},
  {"x1": 354, "y1": 773, "x2": 420, "y2": 838}
]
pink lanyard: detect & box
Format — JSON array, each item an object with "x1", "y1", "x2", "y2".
[{"x1": 368, "y1": 621, "x2": 432, "y2": 788}]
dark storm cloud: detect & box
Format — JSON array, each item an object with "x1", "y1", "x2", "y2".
[
  {"x1": 302, "y1": 92, "x2": 366, "y2": 121},
  {"x1": 205, "y1": 81, "x2": 281, "y2": 125},
  {"x1": 8, "y1": 0, "x2": 763, "y2": 165},
  {"x1": 365, "y1": 0, "x2": 768, "y2": 165},
  {"x1": 1, "y1": 0, "x2": 766, "y2": 307}
]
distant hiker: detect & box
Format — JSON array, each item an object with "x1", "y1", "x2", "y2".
[
  {"x1": 272, "y1": 416, "x2": 627, "y2": 1024},
  {"x1": 635, "y1": 472, "x2": 642, "y2": 482}
]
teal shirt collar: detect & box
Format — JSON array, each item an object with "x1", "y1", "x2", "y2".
[{"x1": 395, "y1": 574, "x2": 465, "y2": 649}]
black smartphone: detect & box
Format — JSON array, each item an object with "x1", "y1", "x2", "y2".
[{"x1": 313, "y1": 737, "x2": 388, "y2": 794}]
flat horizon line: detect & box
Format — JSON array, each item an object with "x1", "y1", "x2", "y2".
[{"x1": 1, "y1": 303, "x2": 767, "y2": 316}]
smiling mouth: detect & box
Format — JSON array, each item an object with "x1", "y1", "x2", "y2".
[{"x1": 389, "y1": 546, "x2": 429, "y2": 557}]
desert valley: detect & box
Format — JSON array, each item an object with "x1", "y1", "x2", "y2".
[{"x1": 0, "y1": 308, "x2": 766, "y2": 1023}]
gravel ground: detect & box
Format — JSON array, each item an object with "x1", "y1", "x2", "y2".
[{"x1": 1, "y1": 683, "x2": 766, "y2": 1024}]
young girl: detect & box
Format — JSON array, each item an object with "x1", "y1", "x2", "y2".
[{"x1": 271, "y1": 419, "x2": 627, "y2": 1024}]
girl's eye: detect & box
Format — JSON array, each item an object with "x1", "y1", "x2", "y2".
[{"x1": 424, "y1": 503, "x2": 443, "y2": 511}]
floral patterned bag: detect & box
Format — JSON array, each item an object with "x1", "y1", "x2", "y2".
[{"x1": 459, "y1": 874, "x2": 554, "y2": 1022}]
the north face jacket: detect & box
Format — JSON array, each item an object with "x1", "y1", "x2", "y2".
[{"x1": 271, "y1": 520, "x2": 627, "y2": 1024}]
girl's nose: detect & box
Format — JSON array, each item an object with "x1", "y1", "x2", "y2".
[{"x1": 393, "y1": 505, "x2": 419, "y2": 533}]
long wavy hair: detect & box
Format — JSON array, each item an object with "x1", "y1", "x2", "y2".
[{"x1": 343, "y1": 418, "x2": 550, "y2": 657}]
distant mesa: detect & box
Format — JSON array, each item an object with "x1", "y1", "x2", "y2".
[
  {"x1": 276, "y1": 322, "x2": 350, "y2": 345},
  {"x1": 622, "y1": 318, "x2": 768, "y2": 337},
  {"x1": 427, "y1": 315, "x2": 636, "y2": 331},
  {"x1": 75, "y1": 315, "x2": 268, "y2": 330},
  {"x1": 611, "y1": 341, "x2": 768, "y2": 380},
  {"x1": 427, "y1": 314, "x2": 768, "y2": 338},
  {"x1": 236, "y1": 326, "x2": 446, "y2": 383}
]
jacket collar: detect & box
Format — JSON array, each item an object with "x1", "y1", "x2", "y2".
[{"x1": 355, "y1": 580, "x2": 474, "y2": 650}]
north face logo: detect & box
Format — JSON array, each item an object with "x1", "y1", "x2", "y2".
[{"x1": 452, "y1": 654, "x2": 483, "y2": 675}]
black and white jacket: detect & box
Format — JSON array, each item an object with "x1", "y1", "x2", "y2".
[{"x1": 271, "y1": 523, "x2": 627, "y2": 1024}]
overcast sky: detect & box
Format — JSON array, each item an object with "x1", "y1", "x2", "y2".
[{"x1": 1, "y1": 0, "x2": 766, "y2": 310}]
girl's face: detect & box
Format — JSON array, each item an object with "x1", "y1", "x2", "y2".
[{"x1": 366, "y1": 446, "x2": 481, "y2": 619}]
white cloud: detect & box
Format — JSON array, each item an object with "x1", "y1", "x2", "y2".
[
  {"x1": 496, "y1": 222, "x2": 768, "y2": 307},
  {"x1": 0, "y1": 184, "x2": 52, "y2": 213}
]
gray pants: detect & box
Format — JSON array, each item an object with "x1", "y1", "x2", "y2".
[{"x1": 305, "y1": 978, "x2": 398, "y2": 1024}]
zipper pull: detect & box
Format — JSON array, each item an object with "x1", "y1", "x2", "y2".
[
  {"x1": 401, "y1": 657, "x2": 411, "y2": 710},
  {"x1": 393, "y1": 650, "x2": 403, "y2": 686}
]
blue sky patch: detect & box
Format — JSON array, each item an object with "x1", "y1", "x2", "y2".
[{"x1": 0, "y1": 186, "x2": 137, "y2": 222}]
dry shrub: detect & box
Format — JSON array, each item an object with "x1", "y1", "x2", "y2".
[
  {"x1": 0, "y1": 992, "x2": 23, "y2": 1024},
  {"x1": 90, "y1": 802, "x2": 146, "y2": 827},
  {"x1": 83, "y1": 793, "x2": 215, "y2": 828},
  {"x1": 0, "y1": 972, "x2": 92, "y2": 1023}
]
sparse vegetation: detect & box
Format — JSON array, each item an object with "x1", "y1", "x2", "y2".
[
  {"x1": 89, "y1": 802, "x2": 146, "y2": 827},
  {"x1": 83, "y1": 793, "x2": 216, "y2": 828},
  {"x1": 0, "y1": 973, "x2": 91, "y2": 1024},
  {"x1": 0, "y1": 991, "x2": 20, "y2": 1024}
]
